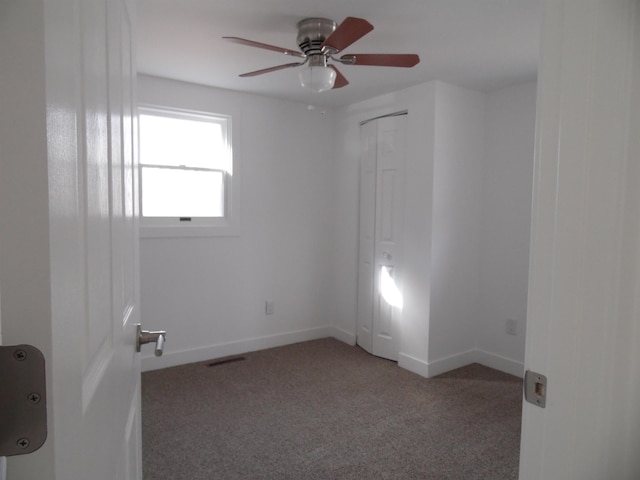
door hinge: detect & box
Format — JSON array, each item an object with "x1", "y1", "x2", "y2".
[
  {"x1": 524, "y1": 370, "x2": 547, "y2": 408},
  {"x1": 0, "y1": 345, "x2": 48, "y2": 456}
]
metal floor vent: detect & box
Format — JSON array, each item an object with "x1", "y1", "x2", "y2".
[{"x1": 207, "y1": 356, "x2": 246, "y2": 367}]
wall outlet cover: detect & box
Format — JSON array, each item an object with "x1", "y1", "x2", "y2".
[{"x1": 265, "y1": 301, "x2": 274, "y2": 315}]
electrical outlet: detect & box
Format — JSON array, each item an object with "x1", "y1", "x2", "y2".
[
  {"x1": 506, "y1": 319, "x2": 517, "y2": 336},
  {"x1": 265, "y1": 301, "x2": 274, "y2": 315}
]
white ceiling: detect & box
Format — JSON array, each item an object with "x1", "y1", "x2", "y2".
[{"x1": 136, "y1": 0, "x2": 541, "y2": 108}]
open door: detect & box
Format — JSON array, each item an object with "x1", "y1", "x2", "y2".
[
  {"x1": 0, "y1": 0, "x2": 145, "y2": 478},
  {"x1": 519, "y1": 1, "x2": 640, "y2": 478}
]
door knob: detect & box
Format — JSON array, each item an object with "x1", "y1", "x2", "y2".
[{"x1": 136, "y1": 324, "x2": 167, "y2": 357}]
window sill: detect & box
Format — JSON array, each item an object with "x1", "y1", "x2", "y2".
[{"x1": 140, "y1": 224, "x2": 240, "y2": 239}]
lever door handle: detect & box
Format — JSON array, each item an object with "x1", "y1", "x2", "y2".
[{"x1": 136, "y1": 324, "x2": 167, "y2": 357}]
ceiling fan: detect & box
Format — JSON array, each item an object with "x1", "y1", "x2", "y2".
[{"x1": 224, "y1": 17, "x2": 420, "y2": 93}]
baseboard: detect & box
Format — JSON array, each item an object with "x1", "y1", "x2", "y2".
[
  {"x1": 398, "y1": 352, "x2": 430, "y2": 378},
  {"x1": 399, "y1": 348, "x2": 524, "y2": 379},
  {"x1": 425, "y1": 349, "x2": 479, "y2": 378},
  {"x1": 143, "y1": 331, "x2": 525, "y2": 379},
  {"x1": 329, "y1": 326, "x2": 356, "y2": 346},
  {"x1": 475, "y1": 349, "x2": 524, "y2": 378},
  {"x1": 141, "y1": 326, "x2": 333, "y2": 372}
]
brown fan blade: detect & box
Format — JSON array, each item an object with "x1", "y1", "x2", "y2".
[
  {"x1": 341, "y1": 54, "x2": 420, "y2": 67},
  {"x1": 239, "y1": 62, "x2": 305, "y2": 77},
  {"x1": 224, "y1": 37, "x2": 305, "y2": 58},
  {"x1": 329, "y1": 65, "x2": 349, "y2": 89},
  {"x1": 321, "y1": 17, "x2": 373, "y2": 53}
]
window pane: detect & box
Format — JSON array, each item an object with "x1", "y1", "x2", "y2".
[
  {"x1": 141, "y1": 167, "x2": 224, "y2": 217},
  {"x1": 139, "y1": 114, "x2": 229, "y2": 170}
]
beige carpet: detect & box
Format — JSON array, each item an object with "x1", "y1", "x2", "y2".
[{"x1": 142, "y1": 338, "x2": 522, "y2": 479}]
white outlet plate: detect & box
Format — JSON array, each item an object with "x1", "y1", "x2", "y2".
[
  {"x1": 506, "y1": 319, "x2": 517, "y2": 335},
  {"x1": 265, "y1": 301, "x2": 274, "y2": 315}
]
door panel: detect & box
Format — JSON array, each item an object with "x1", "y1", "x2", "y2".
[
  {"x1": 372, "y1": 115, "x2": 406, "y2": 361},
  {"x1": 83, "y1": 0, "x2": 116, "y2": 409},
  {"x1": 356, "y1": 121, "x2": 377, "y2": 354},
  {"x1": 79, "y1": 0, "x2": 141, "y2": 478},
  {"x1": 379, "y1": 170, "x2": 396, "y2": 242}
]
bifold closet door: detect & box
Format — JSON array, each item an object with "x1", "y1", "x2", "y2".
[{"x1": 356, "y1": 114, "x2": 406, "y2": 361}]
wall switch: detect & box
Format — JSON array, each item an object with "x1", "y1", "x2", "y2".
[
  {"x1": 265, "y1": 301, "x2": 274, "y2": 315},
  {"x1": 506, "y1": 319, "x2": 517, "y2": 335}
]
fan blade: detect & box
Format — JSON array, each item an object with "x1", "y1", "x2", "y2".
[
  {"x1": 341, "y1": 54, "x2": 420, "y2": 67},
  {"x1": 239, "y1": 62, "x2": 305, "y2": 77},
  {"x1": 321, "y1": 17, "x2": 373, "y2": 53},
  {"x1": 329, "y1": 65, "x2": 349, "y2": 89},
  {"x1": 223, "y1": 37, "x2": 305, "y2": 58}
]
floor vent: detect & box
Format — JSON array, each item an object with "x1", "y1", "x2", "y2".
[{"x1": 207, "y1": 356, "x2": 246, "y2": 367}]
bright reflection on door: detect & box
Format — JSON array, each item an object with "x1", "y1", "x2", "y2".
[{"x1": 380, "y1": 266, "x2": 403, "y2": 309}]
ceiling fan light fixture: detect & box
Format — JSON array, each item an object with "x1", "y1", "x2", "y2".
[
  {"x1": 299, "y1": 65, "x2": 336, "y2": 92},
  {"x1": 226, "y1": 16, "x2": 420, "y2": 91}
]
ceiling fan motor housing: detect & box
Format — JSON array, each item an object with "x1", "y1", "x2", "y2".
[{"x1": 296, "y1": 18, "x2": 337, "y2": 55}]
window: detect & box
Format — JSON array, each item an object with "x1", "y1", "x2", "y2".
[{"x1": 138, "y1": 106, "x2": 238, "y2": 236}]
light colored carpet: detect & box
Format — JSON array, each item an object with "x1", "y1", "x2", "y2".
[{"x1": 142, "y1": 338, "x2": 522, "y2": 479}]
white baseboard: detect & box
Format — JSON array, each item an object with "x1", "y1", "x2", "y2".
[
  {"x1": 329, "y1": 326, "x2": 356, "y2": 345},
  {"x1": 475, "y1": 349, "x2": 524, "y2": 378},
  {"x1": 399, "y1": 348, "x2": 524, "y2": 379},
  {"x1": 424, "y1": 349, "x2": 479, "y2": 378},
  {"x1": 141, "y1": 326, "x2": 333, "y2": 372},
  {"x1": 398, "y1": 352, "x2": 430, "y2": 377},
  {"x1": 143, "y1": 330, "x2": 524, "y2": 380}
]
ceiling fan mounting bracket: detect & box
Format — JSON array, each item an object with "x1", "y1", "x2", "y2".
[{"x1": 332, "y1": 55, "x2": 356, "y2": 65}]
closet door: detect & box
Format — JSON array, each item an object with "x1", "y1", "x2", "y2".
[
  {"x1": 356, "y1": 121, "x2": 377, "y2": 354},
  {"x1": 356, "y1": 114, "x2": 406, "y2": 361}
]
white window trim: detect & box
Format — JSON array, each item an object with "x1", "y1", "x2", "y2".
[{"x1": 138, "y1": 104, "x2": 241, "y2": 238}]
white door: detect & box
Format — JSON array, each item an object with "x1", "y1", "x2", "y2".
[
  {"x1": 356, "y1": 120, "x2": 377, "y2": 355},
  {"x1": 0, "y1": 0, "x2": 142, "y2": 479},
  {"x1": 519, "y1": 0, "x2": 640, "y2": 478},
  {"x1": 357, "y1": 114, "x2": 406, "y2": 361}
]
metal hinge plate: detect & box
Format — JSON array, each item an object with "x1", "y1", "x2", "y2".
[
  {"x1": 0, "y1": 345, "x2": 48, "y2": 456},
  {"x1": 524, "y1": 370, "x2": 547, "y2": 408}
]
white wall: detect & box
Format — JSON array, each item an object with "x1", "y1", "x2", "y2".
[
  {"x1": 427, "y1": 83, "x2": 486, "y2": 373},
  {"x1": 138, "y1": 75, "x2": 336, "y2": 370},
  {"x1": 332, "y1": 79, "x2": 535, "y2": 378},
  {"x1": 477, "y1": 81, "x2": 537, "y2": 375}
]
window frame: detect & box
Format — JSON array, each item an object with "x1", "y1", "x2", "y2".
[{"x1": 137, "y1": 104, "x2": 240, "y2": 238}]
